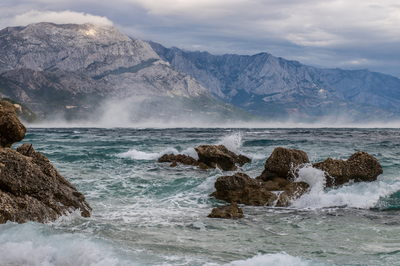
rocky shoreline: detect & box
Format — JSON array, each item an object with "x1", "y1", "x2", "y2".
[
  {"x1": 159, "y1": 144, "x2": 383, "y2": 219},
  {"x1": 208, "y1": 147, "x2": 383, "y2": 218},
  {"x1": 0, "y1": 99, "x2": 92, "y2": 223}
]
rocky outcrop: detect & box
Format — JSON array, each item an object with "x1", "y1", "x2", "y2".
[
  {"x1": 0, "y1": 143, "x2": 92, "y2": 223},
  {"x1": 256, "y1": 147, "x2": 309, "y2": 181},
  {"x1": 158, "y1": 145, "x2": 251, "y2": 170},
  {"x1": 0, "y1": 100, "x2": 26, "y2": 148},
  {"x1": 195, "y1": 145, "x2": 251, "y2": 171},
  {"x1": 208, "y1": 202, "x2": 244, "y2": 219},
  {"x1": 210, "y1": 172, "x2": 309, "y2": 207},
  {"x1": 313, "y1": 151, "x2": 383, "y2": 187},
  {"x1": 210, "y1": 147, "x2": 382, "y2": 209}
]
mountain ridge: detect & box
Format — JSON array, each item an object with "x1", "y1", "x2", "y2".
[
  {"x1": 149, "y1": 41, "x2": 400, "y2": 122},
  {"x1": 0, "y1": 22, "x2": 257, "y2": 123}
]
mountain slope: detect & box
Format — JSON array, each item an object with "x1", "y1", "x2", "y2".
[
  {"x1": 150, "y1": 42, "x2": 400, "y2": 122},
  {"x1": 0, "y1": 23, "x2": 257, "y2": 123}
]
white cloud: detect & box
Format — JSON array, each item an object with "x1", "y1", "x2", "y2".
[{"x1": 4, "y1": 10, "x2": 113, "y2": 28}]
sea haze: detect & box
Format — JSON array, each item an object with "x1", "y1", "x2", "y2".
[{"x1": 1, "y1": 127, "x2": 400, "y2": 265}]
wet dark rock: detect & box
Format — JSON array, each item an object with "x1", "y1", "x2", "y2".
[
  {"x1": 256, "y1": 147, "x2": 309, "y2": 181},
  {"x1": 0, "y1": 100, "x2": 26, "y2": 148},
  {"x1": 157, "y1": 153, "x2": 198, "y2": 167},
  {"x1": 275, "y1": 182, "x2": 310, "y2": 207},
  {"x1": 195, "y1": 144, "x2": 251, "y2": 171},
  {"x1": 158, "y1": 144, "x2": 251, "y2": 170},
  {"x1": 0, "y1": 143, "x2": 92, "y2": 223},
  {"x1": 208, "y1": 202, "x2": 244, "y2": 219},
  {"x1": 210, "y1": 172, "x2": 277, "y2": 206},
  {"x1": 313, "y1": 151, "x2": 383, "y2": 187},
  {"x1": 210, "y1": 172, "x2": 310, "y2": 207}
]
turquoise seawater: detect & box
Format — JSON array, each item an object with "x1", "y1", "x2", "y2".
[{"x1": 2, "y1": 128, "x2": 400, "y2": 265}]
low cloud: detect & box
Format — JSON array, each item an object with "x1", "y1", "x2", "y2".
[{"x1": 2, "y1": 10, "x2": 113, "y2": 28}]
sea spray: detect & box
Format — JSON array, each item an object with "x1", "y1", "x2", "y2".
[
  {"x1": 219, "y1": 252, "x2": 330, "y2": 266},
  {"x1": 291, "y1": 165, "x2": 400, "y2": 210},
  {"x1": 217, "y1": 132, "x2": 243, "y2": 153}
]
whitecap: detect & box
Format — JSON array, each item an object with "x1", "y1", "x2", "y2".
[
  {"x1": 219, "y1": 252, "x2": 328, "y2": 266},
  {"x1": 291, "y1": 165, "x2": 400, "y2": 210},
  {"x1": 117, "y1": 147, "x2": 179, "y2": 160}
]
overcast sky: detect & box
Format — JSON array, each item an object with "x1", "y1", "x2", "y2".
[{"x1": 1, "y1": 0, "x2": 400, "y2": 77}]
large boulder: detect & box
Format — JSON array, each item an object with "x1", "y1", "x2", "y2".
[
  {"x1": 194, "y1": 145, "x2": 251, "y2": 171},
  {"x1": 313, "y1": 151, "x2": 383, "y2": 187},
  {"x1": 0, "y1": 100, "x2": 26, "y2": 148},
  {"x1": 208, "y1": 202, "x2": 244, "y2": 219},
  {"x1": 256, "y1": 147, "x2": 309, "y2": 181},
  {"x1": 0, "y1": 143, "x2": 92, "y2": 223},
  {"x1": 210, "y1": 172, "x2": 309, "y2": 206}
]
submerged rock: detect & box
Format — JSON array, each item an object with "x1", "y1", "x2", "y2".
[
  {"x1": 158, "y1": 144, "x2": 251, "y2": 170},
  {"x1": 0, "y1": 143, "x2": 92, "y2": 223},
  {"x1": 0, "y1": 100, "x2": 26, "y2": 148},
  {"x1": 208, "y1": 202, "x2": 244, "y2": 219},
  {"x1": 313, "y1": 151, "x2": 383, "y2": 187},
  {"x1": 256, "y1": 147, "x2": 309, "y2": 181}
]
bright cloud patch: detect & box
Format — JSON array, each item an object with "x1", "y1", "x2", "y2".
[{"x1": 9, "y1": 10, "x2": 113, "y2": 27}]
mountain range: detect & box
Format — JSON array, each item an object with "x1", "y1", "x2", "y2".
[{"x1": 1, "y1": 22, "x2": 400, "y2": 124}]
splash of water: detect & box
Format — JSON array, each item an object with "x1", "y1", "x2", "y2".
[{"x1": 217, "y1": 132, "x2": 243, "y2": 153}]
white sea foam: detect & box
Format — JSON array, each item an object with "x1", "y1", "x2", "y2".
[
  {"x1": 181, "y1": 147, "x2": 199, "y2": 160},
  {"x1": 117, "y1": 147, "x2": 200, "y2": 161},
  {"x1": 291, "y1": 165, "x2": 400, "y2": 210},
  {"x1": 217, "y1": 132, "x2": 243, "y2": 152},
  {"x1": 217, "y1": 252, "x2": 327, "y2": 266},
  {"x1": 117, "y1": 147, "x2": 179, "y2": 160},
  {"x1": 0, "y1": 222, "x2": 124, "y2": 266}
]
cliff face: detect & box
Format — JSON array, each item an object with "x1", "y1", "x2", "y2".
[
  {"x1": 0, "y1": 22, "x2": 253, "y2": 122},
  {"x1": 150, "y1": 42, "x2": 400, "y2": 122}
]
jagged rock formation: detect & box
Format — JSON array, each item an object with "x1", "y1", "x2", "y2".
[
  {"x1": 210, "y1": 147, "x2": 383, "y2": 208},
  {"x1": 0, "y1": 22, "x2": 256, "y2": 122},
  {"x1": 0, "y1": 99, "x2": 26, "y2": 148},
  {"x1": 158, "y1": 145, "x2": 251, "y2": 170},
  {"x1": 150, "y1": 42, "x2": 400, "y2": 122},
  {"x1": 0, "y1": 105, "x2": 91, "y2": 223},
  {"x1": 313, "y1": 151, "x2": 383, "y2": 187},
  {"x1": 208, "y1": 202, "x2": 244, "y2": 219}
]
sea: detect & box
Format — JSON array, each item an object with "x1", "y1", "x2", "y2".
[{"x1": 2, "y1": 127, "x2": 400, "y2": 266}]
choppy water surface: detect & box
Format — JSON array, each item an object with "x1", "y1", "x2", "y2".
[{"x1": 2, "y1": 128, "x2": 400, "y2": 265}]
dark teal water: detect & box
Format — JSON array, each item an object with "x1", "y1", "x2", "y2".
[{"x1": 2, "y1": 128, "x2": 400, "y2": 265}]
